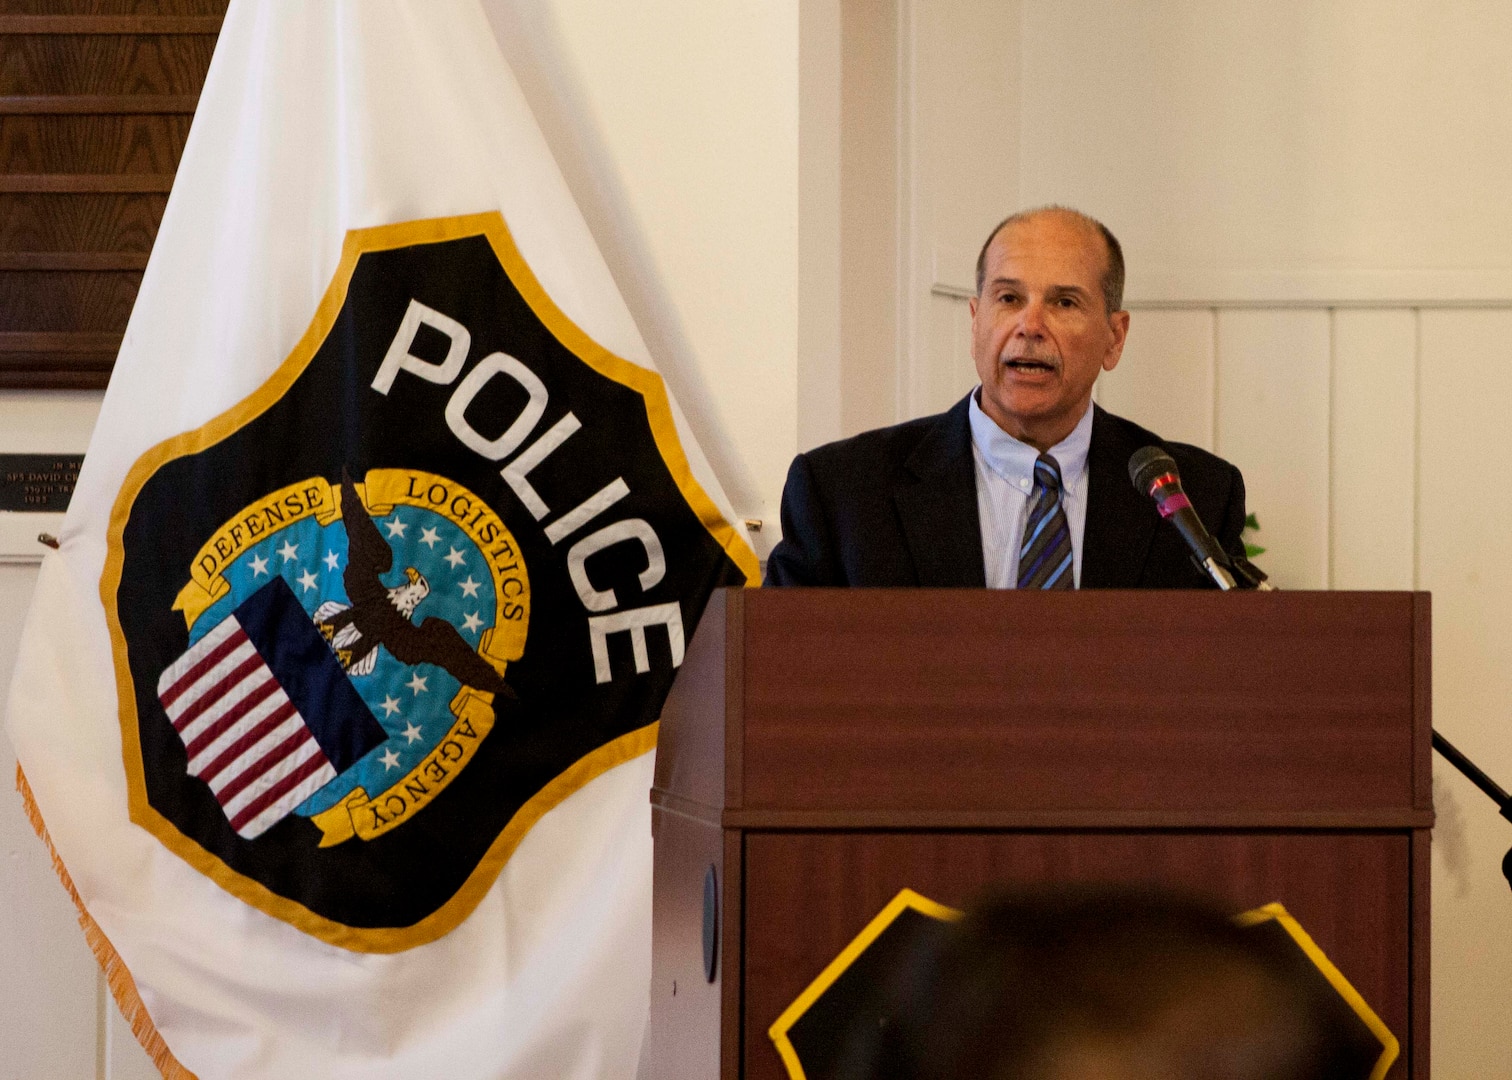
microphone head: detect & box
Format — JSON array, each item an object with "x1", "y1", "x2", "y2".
[{"x1": 1128, "y1": 446, "x2": 1180, "y2": 495}]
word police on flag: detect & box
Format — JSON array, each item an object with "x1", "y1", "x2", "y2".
[{"x1": 375, "y1": 295, "x2": 684, "y2": 684}]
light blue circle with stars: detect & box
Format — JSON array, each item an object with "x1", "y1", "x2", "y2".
[{"x1": 187, "y1": 501, "x2": 498, "y2": 816}]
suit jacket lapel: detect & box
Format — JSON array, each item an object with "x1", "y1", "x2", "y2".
[
  {"x1": 894, "y1": 394, "x2": 986, "y2": 587},
  {"x1": 1080, "y1": 404, "x2": 1157, "y2": 589}
]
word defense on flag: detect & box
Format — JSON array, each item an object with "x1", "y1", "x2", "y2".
[{"x1": 3, "y1": 2, "x2": 757, "y2": 1079}]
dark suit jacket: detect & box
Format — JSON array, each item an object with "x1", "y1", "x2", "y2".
[{"x1": 764, "y1": 395, "x2": 1246, "y2": 588}]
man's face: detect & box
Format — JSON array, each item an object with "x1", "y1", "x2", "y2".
[{"x1": 969, "y1": 212, "x2": 1130, "y2": 450}]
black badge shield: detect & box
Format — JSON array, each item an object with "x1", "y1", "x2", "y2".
[{"x1": 104, "y1": 213, "x2": 756, "y2": 951}]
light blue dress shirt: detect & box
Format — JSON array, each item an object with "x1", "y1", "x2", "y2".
[{"x1": 968, "y1": 391, "x2": 1093, "y2": 588}]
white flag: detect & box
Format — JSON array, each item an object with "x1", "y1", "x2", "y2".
[{"x1": 4, "y1": 2, "x2": 757, "y2": 1078}]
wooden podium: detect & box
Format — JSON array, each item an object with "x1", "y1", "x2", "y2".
[{"x1": 647, "y1": 588, "x2": 1432, "y2": 1079}]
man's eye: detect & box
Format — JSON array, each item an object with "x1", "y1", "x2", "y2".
[
  {"x1": 1056, "y1": 296, "x2": 1078, "y2": 308},
  {"x1": 998, "y1": 293, "x2": 1019, "y2": 304}
]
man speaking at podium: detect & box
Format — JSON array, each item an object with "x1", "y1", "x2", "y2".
[{"x1": 765, "y1": 206, "x2": 1247, "y2": 589}]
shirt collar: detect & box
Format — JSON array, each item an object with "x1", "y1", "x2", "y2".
[{"x1": 968, "y1": 389, "x2": 1094, "y2": 493}]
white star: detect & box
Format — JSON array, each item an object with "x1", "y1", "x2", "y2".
[
  {"x1": 324, "y1": 550, "x2": 340, "y2": 571},
  {"x1": 248, "y1": 553, "x2": 269, "y2": 577},
  {"x1": 380, "y1": 695, "x2": 401, "y2": 717},
  {"x1": 419, "y1": 526, "x2": 441, "y2": 549},
  {"x1": 402, "y1": 722, "x2": 423, "y2": 744},
  {"x1": 297, "y1": 569, "x2": 320, "y2": 592},
  {"x1": 406, "y1": 672, "x2": 428, "y2": 695},
  {"x1": 277, "y1": 540, "x2": 299, "y2": 563},
  {"x1": 460, "y1": 611, "x2": 483, "y2": 633},
  {"x1": 458, "y1": 575, "x2": 481, "y2": 598},
  {"x1": 384, "y1": 517, "x2": 408, "y2": 538},
  {"x1": 444, "y1": 546, "x2": 467, "y2": 569},
  {"x1": 380, "y1": 748, "x2": 401, "y2": 771}
]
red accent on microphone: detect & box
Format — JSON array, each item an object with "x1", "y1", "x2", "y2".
[
  {"x1": 1153, "y1": 491, "x2": 1192, "y2": 518},
  {"x1": 1147, "y1": 473, "x2": 1192, "y2": 518}
]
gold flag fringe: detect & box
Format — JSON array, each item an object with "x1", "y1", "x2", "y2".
[{"x1": 16, "y1": 765, "x2": 198, "y2": 1080}]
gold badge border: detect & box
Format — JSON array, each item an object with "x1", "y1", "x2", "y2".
[
  {"x1": 101, "y1": 212, "x2": 760, "y2": 953},
  {"x1": 767, "y1": 892, "x2": 1399, "y2": 1080}
]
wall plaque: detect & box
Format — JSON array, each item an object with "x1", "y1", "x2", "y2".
[{"x1": 0, "y1": 455, "x2": 83, "y2": 512}]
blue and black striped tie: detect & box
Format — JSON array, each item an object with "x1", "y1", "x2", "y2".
[{"x1": 1017, "y1": 452, "x2": 1074, "y2": 589}]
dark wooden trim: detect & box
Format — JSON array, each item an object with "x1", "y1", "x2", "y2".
[
  {"x1": 717, "y1": 808, "x2": 1435, "y2": 830},
  {"x1": 0, "y1": 95, "x2": 199, "y2": 115},
  {"x1": 721, "y1": 829, "x2": 744, "y2": 1080},
  {"x1": 0, "y1": 252, "x2": 148, "y2": 270},
  {"x1": 649, "y1": 790, "x2": 1435, "y2": 831},
  {"x1": 0, "y1": 16, "x2": 223, "y2": 34},
  {"x1": 0, "y1": 174, "x2": 175, "y2": 193},
  {"x1": 0, "y1": 369, "x2": 109, "y2": 389},
  {"x1": 1413, "y1": 592, "x2": 1434, "y2": 812},
  {"x1": 0, "y1": 330, "x2": 122, "y2": 352},
  {"x1": 1411, "y1": 828, "x2": 1431, "y2": 1078},
  {"x1": 725, "y1": 588, "x2": 745, "y2": 810}
]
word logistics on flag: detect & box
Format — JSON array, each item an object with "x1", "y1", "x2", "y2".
[{"x1": 103, "y1": 213, "x2": 753, "y2": 953}]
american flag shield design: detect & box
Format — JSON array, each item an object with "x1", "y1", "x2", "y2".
[{"x1": 156, "y1": 577, "x2": 386, "y2": 839}]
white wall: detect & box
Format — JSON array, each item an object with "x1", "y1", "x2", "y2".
[{"x1": 484, "y1": 0, "x2": 801, "y2": 542}]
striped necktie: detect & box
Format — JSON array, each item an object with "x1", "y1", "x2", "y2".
[{"x1": 1017, "y1": 452, "x2": 1074, "y2": 589}]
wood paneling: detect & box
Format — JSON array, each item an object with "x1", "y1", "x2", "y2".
[
  {"x1": 0, "y1": 11, "x2": 220, "y2": 387},
  {"x1": 0, "y1": 0, "x2": 225, "y2": 12},
  {"x1": 0, "y1": 34, "x2": 216, "y2": 95},
  {"x1": 0, "y1": 270, "x2": 139, "y2": 329},
  {"x1": 0, "y1": 113, "x2": 192, "y2": 172},
  {"x1": 741, "y1": 830, "x2": 1412, "y2": 1080},
  {"x1": 0, "y1": 192, "x2": 165, "y2": 250}
]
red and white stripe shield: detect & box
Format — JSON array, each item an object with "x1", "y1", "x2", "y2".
[{"x1": 156, "y1": 614, "x2": 337, "y2": 839}]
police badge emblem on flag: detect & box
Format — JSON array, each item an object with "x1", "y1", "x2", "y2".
[{"x1": 103, "y1": 213, "x2": 755, "y2": 951}]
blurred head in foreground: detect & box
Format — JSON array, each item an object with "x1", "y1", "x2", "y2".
[{"x1": 839, "y1": 886, "x2": 1354, "y2": 1080}]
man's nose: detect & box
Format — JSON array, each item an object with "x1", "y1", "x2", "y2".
[{"x1": 1015, "y1": 297, "x2": 1047, "y2": 337}]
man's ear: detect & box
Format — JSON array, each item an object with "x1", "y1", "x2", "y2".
[
  {"x1": 968, "y1": 295, "x2": 979, "y2": 319},
  {"x1": 1103, "y1": 310, "x2": 1131, "y2": 373}
]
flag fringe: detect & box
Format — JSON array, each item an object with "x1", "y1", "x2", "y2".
[{"x1": 15, "y1": 765, "x2": 198, "y2": 1080}]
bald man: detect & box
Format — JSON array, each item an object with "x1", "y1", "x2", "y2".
[{"x1": 765, "y1": 206, "x2": 1246, "y2": 589}]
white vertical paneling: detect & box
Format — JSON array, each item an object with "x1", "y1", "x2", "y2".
[
  {"x1": 1215, "y1": 310, "x2": 1330, "y2": 588},
  {"x1": 1331, "y1": 309, "x2": 1416, "y2": 589},
  {"x1": 920, "y1": 293, "x2": 976, "y2": 416},
  {"x1": 1418, "y1": 308, "x2": 1512, "y2": 1077},
  {"x1": 107, "y1": 1002, "x2": 158, "y2": 1080},
  {"x1": 1098, "y1": 308, "x2": 1215, "y2": 450},
  {"x1": 0, "y1": 567, "x2": 103, "y2": 1080}
]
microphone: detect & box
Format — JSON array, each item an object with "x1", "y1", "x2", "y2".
[{"x1": 1127, "y1": 446, "x2": 1238, "y2": 590}]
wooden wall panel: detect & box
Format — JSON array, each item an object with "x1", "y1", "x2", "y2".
[
  {"x1": 0, "y1": 269, "x2": 140, "y2": 328},
  {"x1": 1098, "y1": 306, "x2": 1215, "y2": 450},
  {"x1": 0, "y1": 10, "x2": 222, "y2": 388},
  {"x1": 0, "y1": 34, "x2": 215, "y2": 95},
  {"x1": 0, "y1": 192, "x2": 165, "y2": 252},
  {"x1": 1216, "y1": 309, "x2": 1331, "y2": 588},
  {"x1": 1332, "y1": 309, "x2": 1416, "y2": 590},
  {"x1": 0, "y1": 113, "x2": 192, "y2": 173},
  {"x1": 0, "y1": 0, "x2": 224, "y2": 11}
]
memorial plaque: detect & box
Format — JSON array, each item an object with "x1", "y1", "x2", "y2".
[{"x1": 0, "y1": 455, "x2": 83, "y2": 512}]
